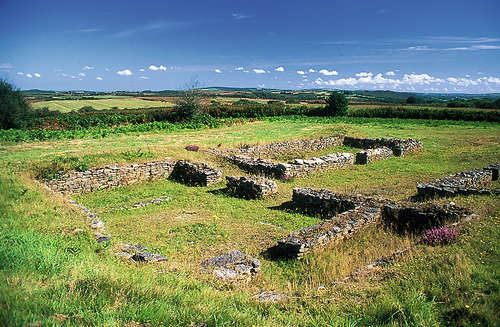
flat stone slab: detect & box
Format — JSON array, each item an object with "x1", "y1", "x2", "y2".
[
  {"x1": 226, "y1": 176, "x2": 278, "y2": 199},
  {"x1": 355, "y1": 147, "x2": 393, "y2": 164},
  {"x1": 114, "y1": 243, "x2": 166, "y2": 263},
  {"x1": 253, "y1": 291, "x2": 288, "y2": 303},
  {"x1": 201, "y1": 250, "x2": 261, "y2": 280},
  {"x1": 169, "y1": 160, "x2": 222, "y2": 186}
]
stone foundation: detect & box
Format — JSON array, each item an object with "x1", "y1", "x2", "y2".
[
  {"x1": 235, "y1": 136, "x2": 344, "y2": 157},
  {"x1": 343, "y1": 137, "x2": 423, "y2": 157},
  {"x1": 228, "y1": 152, "x2": 354, "y2": 179},
  {"x1": 484, "y1": 163, "x2": 500, "y2": 181},
  {"x1": 274, "y1": 204, "x2": 381, "y2": 259},
  {"x1": 382, "y1": 202, "x2": 474, "y2": 232},
  {"x1": 355, "y1": 147, "x2": 394, "y2": 164},
  {"x1": 226, "y1": 176, "x2": 278, "y2": 199},
  {"x1": 416, "y1": 168, "x2": 497, "y2": 197},
  {"x1": 169, "y1": 160, "x2": 223, "y2": 186},
  {"x1": 45, "y1": 161, "x2": 176, "y2": 195}
]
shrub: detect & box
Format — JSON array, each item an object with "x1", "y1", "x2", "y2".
[
  {"x1": 324, "y1": 91, "x2": 348, "y2": 116},
  {"x1": 185, "y1": 144, "x2": 200, "y2": 151},
  {"x1": 0, "y1": 79, "x2": 33, "y2": 129},
  {"x1": 421, "y1": 226, "x2": 459, "y2": 246}
]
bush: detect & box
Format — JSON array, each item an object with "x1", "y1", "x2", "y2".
[
  {"x1": 324, "y1": 91, "x2": 348, "y2": 116},
  {"x1": 421, "y1": 226, "x2": 459, "y2": 246},
  {"x1": 0, "y1": 79, "x2": 33, "y2": 129}
]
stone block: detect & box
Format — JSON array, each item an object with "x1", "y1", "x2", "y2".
[
  {"x1": 225, "y1": 176, "x2": 278, "y2": 199},
  {"x1": 169, "y1": 160, "x2": 222, "y2": 186}
]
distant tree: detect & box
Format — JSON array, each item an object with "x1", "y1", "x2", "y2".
[
  {"x1": 494, "y1": 98, "x2": 500, "y2": 109},
  {"x1": 406, "y1": 96, "x2": 418, "y2": 104},
  {"x1": 324, "y1": 91, "x2": 348, "y2": 116},
  {"x1": 0, "y1": 79, "x2": 33, "y2": 129},
  {"x1": 174, "y1": 79, "x2": 204, "y2": 120}
]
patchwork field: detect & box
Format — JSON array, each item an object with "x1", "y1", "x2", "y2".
[
  {"x1": 1, "y1": 116, "x2": 499, "y2": 326},
  {"x1": 31, "y1": 98, "x2": 174, "y2": 112}
]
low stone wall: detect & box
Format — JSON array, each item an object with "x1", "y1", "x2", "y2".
[
  {"x1": 226, "y1": 176, "x2": 278, "y2": 199},
  {"x1": 416, "y1": 168, "x2": 496, "y2": 197},
  {"x1": 291, "y1": 187, "x2": 384, "y2": 216},
  {"x1": 355, "y1": 147, "x2": 393, "y2": 164},
  {"x1": 169, "y1": 160, "x2": 222, "y2": 186},
  {"x1": 201, "y1": 250, "x2": 261, "y2": 280},
  {"x1": 343, "y1": 137, "x2": 423, "y2": 156},
  {"x1": 235, "y1": 136, "x2": 344, "y2": 157},
  {"x1": 273, "y1": 204, "x2": 382, "y2": 258},
  {"x1": 228, "y1": 152, "x2": 354, "y2": 179},
  {"x1": 45, "y1": 161, "x2": 176, "y2": 195},
  {"x1": 484, "y1": 163, "x2": 500, "y2": 181},
  {"x1": 382, "y1": 202, "x2": 474, "y2": 232}
]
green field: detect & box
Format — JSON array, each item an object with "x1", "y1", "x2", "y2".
[
  {"x1": 1, "y1": 116, "x2": 499, "y2": 326},
  {"x1": 31, "y1": 98, "x2": 174, "y2": 111}
]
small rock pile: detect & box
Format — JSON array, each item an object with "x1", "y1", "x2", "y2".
[
  {"x1": 417, "y1": 167, "x2": 499, "y2": 197},
  {"x1": 68, "y1": 199, "x2": 111, "y2": 243},
  {"x1": 169, "y1": 160, "x2": 222, "y2": 186},
  {"x1": 226, "y1": 176, "x2": 278, "y2": 199},
  {"x1": 114, "y1": 243, "x2": 167, "y2": 263},
  {"x1": 116, "y1": 197, "x2": 172, "y2": 210},
  {"x1": 355, "y1": 147, "x2": 393, "y2": 164},
  {"x1": 201, "y1": 250, "x2": 261, "y2": 280}
]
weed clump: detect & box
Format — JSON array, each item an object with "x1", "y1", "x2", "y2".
[{"x1": 421, "y1": 226, "x2": 459, "y2": 246}]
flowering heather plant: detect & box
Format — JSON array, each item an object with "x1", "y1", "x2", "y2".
[
  {"x1": 185, "y1": 144, "x2": 200, "y2": 152},
  {"x1": 421, "y1": 226, "x2": 459, "y2": 246}
]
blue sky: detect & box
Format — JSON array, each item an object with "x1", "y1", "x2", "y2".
[{"x1": 1, "y1": 0, "x2": 500, "y2": 93}]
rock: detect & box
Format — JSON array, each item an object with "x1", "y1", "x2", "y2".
[
  {"x1": 253, "y1": 291, "x2": 288, "y2": 303},
  {"x1": 355, "y1": 147, "x2": 393, "y2": 164},
  {"x1": 201, "y1": 250, "x2": 260, "y2": 280},
  {"x1": 96, "y1": 236, "x2": 111, "y2": 243},
  {"x1": 131, "y1": 252, "x2": 167, "y2": 263}
]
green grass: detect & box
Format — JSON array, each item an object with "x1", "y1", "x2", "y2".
[
  {"x1": 31, "y1": 98, "x2": 174, "y2": 112},
  {"x1": 0, "y1": 116, "x2": 499, "y2": 326}
]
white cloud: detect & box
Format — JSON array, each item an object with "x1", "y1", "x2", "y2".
[
  {"x1": 319, "y1": 69, "x2": 339, "y2": 76},
  {"x1": 275, "y1": 66, "x2": 285, "y2": 72},
  {"x1": 82, "y1": 66, "x2": 94, "y2": 70},
  {"x1": 296, "y1": 70, "x2": 305, "y2": 75},
  {"x1": 149, "y1": 65, "x2": 167, "y2": 71},
  {"x1": 258, "y1": 83, "x2": 265, "y2": 88},
  {"x1": 78, "y1": 72, "x2": 86, "y2": 77},
  {"x1": 232, "y1": 13, "x2": 254, "y2": 20},
  {"x1": 214, "y1": 69, "x2": 222, "y2": 73},
  {"x1": 139, "y1": 68, "x2": 145, "y2": 72},
  {"x1": 26, "y1": 74, "x2": 33, "y2": 78},
  {"x1": 105, "y1": 68, "x2": 110, "y2": 71},
  {"x1": 406, "y1": 45, "x2": 433, "y2": 51},
  {"x1": 355, "y1": 72, "x2": 372, "y2": 77},
  {"x1": 0, "y1": 63, "x2": 12, "y2": 69},
  {"x1": 117, "y1": 69, "x2": 133, "y2": 76},
  {"x1": 386, "y1": 71, "x2": 395, "y2": 76},
  {"x1": 235, "y1": 67, "x2": 244, "y2": 71},
  {"x1": 96, "y1": 77, "x2": 103, "y2": 80},
  {"x1": 486, "y1": 77, "x2": 500, "y2": 84},
  {"x1": 33, "y1": 73, "x2": 41, "y2": 78},
  {"x1": 139, "y1": 76, "x2": 149, "y2": 79},
  {"x1": 17, "y1": 72, "x2": 23, "y2": 76},
  {"x1": 253, "y1": 69, "x2": 266, "y2": 74},
  {"x1": 308, "y1": 68, "x2": 316, "y2": 73},
  {"x1": 402, "y1": 73, "x2": 443, "y2": 85}
]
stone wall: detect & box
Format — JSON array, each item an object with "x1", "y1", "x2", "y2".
[
  {"x1": 235, "y1": 136, "x2": 344, "y2": 157},
  {"x1": 343, "y1": 137, "x2": 423, "y2": 156},
  {"x1": 382, "y1": 202, "x2": 474, "y2": 232},
  {"x1": 273, "y1": 204, "x2": 382, "y2": 259},
  {"x1": 355, "y1": 147, "x2": 394, "y2": 164},
  {"x1": 228, "y1": 152, "x2": 354, "y2": 179},
  {"x1": 169, "y1": 160, "x2": 222, "y2": 186},
  {"x1": 484, "y1": 163, "x2": 499, "y2": 181},
  {"x1": 45, "y1": 161, "x2": 176, "y2": 195},
  {"x1": 416, "y1": 168, "x2": 498, "y2": 197},
  {"x1": 226, "y1": 176, "x2": 278, "y2": 199}
]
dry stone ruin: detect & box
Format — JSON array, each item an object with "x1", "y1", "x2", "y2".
[{"x1": 226, "y1": 176, "x2": 278, "y2": 199}]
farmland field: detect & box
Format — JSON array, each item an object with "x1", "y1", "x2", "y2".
[
  {"x1": 31, "y1": 98, "x2": 174, "y2": 111},
  {"x1": 1, "y1": 116, "x2": 499, "y2": 326}
]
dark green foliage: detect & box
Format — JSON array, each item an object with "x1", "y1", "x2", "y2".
[
  {"x1": 324, "y1": 91, "x2": 348, "y2": 116},
  {"x1": 36, "y1": 156, "x2": 90, "y2": 180},
  {"x1": 206, "y1": 101, "x2": 310, "y2": 118},
  {"x1": 0, "y1": 79, "x2": 33, "y2": 129},
  {"x1": 174, "y1": 87, "x2": 204, "y2": 121},
  {"x1": 78, "y1": 106, "x2": 95, "y2": 113},
  {"x1": 406, "y1": 96, "x2": 418, "y2": 104},
  {"x1": 447, "y1": 98, "x2": 500, "y2": 109},
  {"x1": 349, "y1": 107, "x2": 500, "y2": 122}
]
